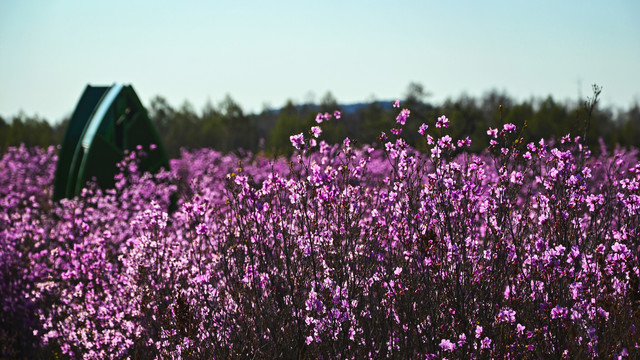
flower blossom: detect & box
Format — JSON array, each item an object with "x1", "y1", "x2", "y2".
[
  {"x1": 435, "y1": 115, "x2": 449, "y2": 128},
  {"x1": 503, "y1": 123, "x2": 516, "y2": 133},
  {"x1": 310, "y1": 126, "x2": 322, "y2": 138},
  {"x1": 438, "y1": 135, "x2": 453, "y2": 148},
  {"x1": 290, "y1": 133, "x2": 305, "y2": 150},
  {"x1": 475, "y1": 325, "x2": 483, "y2": 338},
  {"x1": 419, "y1": 123, "x2": 429, "y2": 136},
  {"x1": 551, "y1": 305, "x2": 568, "y2": 319},
  {"x1": 396, "y1": 109, "x2": 410, "y2": 125},
  {"x1": 394, "y1": 267, "x2": 403, "y2": 276},
  {"x1": 439, "y1": 338, "x2": 456, "y2": 351}
]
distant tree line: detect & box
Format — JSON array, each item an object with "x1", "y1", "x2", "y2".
[
  {"x1": 2, "y1": 84, "x2": 639, "y2": 157},
  {"x1": 0, "y1": 112, "x2": 67, "y2": 154}
]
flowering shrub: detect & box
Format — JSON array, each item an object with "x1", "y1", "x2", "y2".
[{"x1": 1, "y1": 102, "x2": 640, "y2": 359}]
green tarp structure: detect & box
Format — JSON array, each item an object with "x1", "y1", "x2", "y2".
[{"x1": 53, "y1": 84, "x2": 169, "y2": 200}]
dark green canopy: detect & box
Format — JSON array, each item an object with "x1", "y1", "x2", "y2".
[{"x1": 53, "y1": 84, "x2": 169, "y2": 200}]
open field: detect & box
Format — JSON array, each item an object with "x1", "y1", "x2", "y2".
[{"x1": 1, "y1": 108, "x2": 639, "y2": 359}]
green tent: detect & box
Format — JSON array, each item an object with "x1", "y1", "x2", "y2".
[{"x1": 53, "y1": 84, "x2": 169, "y2": 200}]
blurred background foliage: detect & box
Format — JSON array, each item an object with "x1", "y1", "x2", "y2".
[{"x1": 2, "y1": 83, "x2": 639, "y2": 157}]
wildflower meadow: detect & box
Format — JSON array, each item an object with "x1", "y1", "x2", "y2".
[{"x1": 1, "y1": 101, "x2": 639, "y2": 359}]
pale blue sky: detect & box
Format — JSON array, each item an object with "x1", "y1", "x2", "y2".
[{"x1": 1, "y1": 0, "x2": 639, "y2": 123}]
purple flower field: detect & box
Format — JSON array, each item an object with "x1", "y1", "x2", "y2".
[{"x1": 1, "y1": 104, "x2": 639, "y2": 359}]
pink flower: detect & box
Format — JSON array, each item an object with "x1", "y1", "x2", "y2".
[
  {"x1": 510, "y1": 171, "x2": 523, "y2": 185},
  {"x1": 438, "y1": 135, "x2": 453, "y2": 148},
  {"x1": 310, "y1": 126, "x2": 322, "y2": 138},
  {"x1": 196, "y1": 223, "x2": 208, "y2": 235},
  {"x1": 435, "y1": 115, "x2": 449, "y2": 128},
  {"x1": 503, "y1": 123, "x2": 516, "y2": 133},
  {"x1": 481, "y1": 336, "x2": 492, "y2": 349},
  {"x1": 334, "y1": 110, "x2": 341, "y2": 119},
  {"x1": 393, "y1": 99, "x2": 400, "y2": 108},
  {"x1": 457, "y1": 137, "x2": 472, "y2": 147},
  {"x1": 497, "y1": 307, "x2": 516, "y2": 324},
  {"x1": 396, "y1": 109, "x2": 410, "y2": 125},
  {"x1": 290, "y1": 133, "x2": 305, "y2": 150},
  {"x1": 419, "y1": 123, "x2": 429, "y2": 136},
  {"x1": 551, "y1": 305, "x2": 568, "y2": 319},
  {"x1": 385, "y1": 142, "x2": 394, "y2": 152},
  {"x1": 439, "y1": 338, "x2": 456, "y2": 351},
  {"x1": 457, "y1": 333, "x2": 467, "y2": 347},
  {"x1": 475, "y1": 325, "x2": 483, "y2": 338},
  {"x1": 426, "y1": 135, "x2": 434, "y2": 145},
  {"x1": 394, "y1": 267, "x2": 402, "y2": 276}
]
